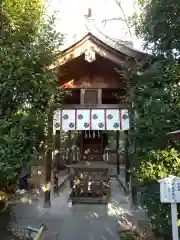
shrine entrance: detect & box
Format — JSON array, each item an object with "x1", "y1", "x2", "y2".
[{"x1": 69, "y1": 130, "x2": 110, "y2": 203}]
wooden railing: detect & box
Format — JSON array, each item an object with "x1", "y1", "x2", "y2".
[
  {"x1": 56, "y1": 131, "x2": 81, "y2": 165},
  {"x1": 56, "y1": 145, "x2": 80, "y2": 165}
]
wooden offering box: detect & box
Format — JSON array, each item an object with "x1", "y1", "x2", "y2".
[{"x1": 68, "y1": 162, "x2": 111, "y2": 204}]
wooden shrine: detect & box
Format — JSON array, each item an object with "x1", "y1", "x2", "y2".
[{"x1": 52, "y1": 32, "x2": 151, "y2": 203}]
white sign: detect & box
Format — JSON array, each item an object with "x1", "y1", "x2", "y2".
[
  {"x1": 53, "y1": 109, "x2": 130, "y2": 131},
  {"x1": 158, "y1": 175, "x2": 180, "y2": 240},
  {"x1": 158, "y1": 175, "x2": 180, "y2": 203}
]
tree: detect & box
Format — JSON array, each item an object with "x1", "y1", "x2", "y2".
[
  {"x1": 0, "y1": 0, "x2": 63, "y2": 188},
  {"x1": 102, "y1": 0, "x2": 133, "y2": 41},
  {"x1": 131, "y1": 58, "x2": 180, "y2": 237},
  {"x1": 134, "y1": 0, "x2": 180, "y2": 57},
  {"x1": 131, "y1": 0, "x2": 180, "y2": 237}
]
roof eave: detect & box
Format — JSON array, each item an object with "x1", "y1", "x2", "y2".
[{"x1": 51, "y1": 32, "x2": 153, "y2": 70}]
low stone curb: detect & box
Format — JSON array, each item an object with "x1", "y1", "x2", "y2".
[
  {"x1": 57, "y1": 175, "x2": 68, "y2": 190},
  {"x1": 116, "y1": 175, "x2": 127, "y2": 194},
  {"x1": 52, "y1": 174, "x2": 69, "y2": 197}
]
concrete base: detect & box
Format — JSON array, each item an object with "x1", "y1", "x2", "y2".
[{"x1": 43, "y1": 201, "x2": 51, "y2": 208}]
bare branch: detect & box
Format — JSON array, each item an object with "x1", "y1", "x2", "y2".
[
  {"x1": 114, "y1": 0, "x2": 133, "y2": 40},
  {"x1": 102, "y1": 17, "x2": 126, "y2": 26}
]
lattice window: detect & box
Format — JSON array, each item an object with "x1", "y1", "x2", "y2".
[{"x1": 84, "y1": 89, "x2": 98, "y2": 105}]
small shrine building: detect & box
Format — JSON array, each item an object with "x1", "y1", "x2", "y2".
[{"x1": 52, "y1": 27, "x2": 151, "y2": 203}]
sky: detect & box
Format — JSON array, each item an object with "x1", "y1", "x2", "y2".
[{"x1": 45, "y1": 0, "x2": 143, "y2": 51}]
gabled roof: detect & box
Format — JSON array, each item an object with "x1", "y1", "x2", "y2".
[{"x1": 53, "y1": 32, "x2": 152, "y2": 69}]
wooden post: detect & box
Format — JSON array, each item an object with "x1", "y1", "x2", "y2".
[
  {"x1": 116, "y1": 131, "x2": 120, "y2": 175},
  {"x1": 124, "y1": 130, "x2": 130, "y2": 190},
  {"x1": 53, "y1": 130, "x2": 61, "y2": 194},
  {"x1": 101, "y1": 131, "x2": 103, "y2": 158},
  {"x1": 43, "y1": 111, "x2": 53, "y2": 208},
  {"x1": 67, "y1": 131, "x2": 72, "y2": 165},
  {"x1": 129, "y1": 100, "x2": 137, "y2": 204},
  {"x1": 80, "y1": 131, "x2": 84, "y2": 160}
]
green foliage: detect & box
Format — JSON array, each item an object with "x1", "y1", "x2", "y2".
[
  {"x1": 134, "y1": 0, "x2": 180, "y2": 56},
  {"x1": 131, "y1": 7, "x2": 180, "y2": 234},
  {"x1": 131, "y1": 58, "x2": 180, "y2": 234},
  {"x1": 139, "y1": 182, "x2": 172, "y2": 235},
  {"x1": 139, "y1": 148, "x2": 180, "y2": 182},
  {"x1": 0, "y1": 0, "x2": 63, "y2": 184}
]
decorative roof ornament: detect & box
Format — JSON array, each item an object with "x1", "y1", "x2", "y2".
[
  {"x1": 84, "y1": 8, "x2": 93, "y2": 19},
  {"x1": 84, "y1": 47, "x2": 96, "y2": 63}
]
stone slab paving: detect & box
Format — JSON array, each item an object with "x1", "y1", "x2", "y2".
[{"x1": 10, "y1": 179, "x2": 131, "y2": 240}]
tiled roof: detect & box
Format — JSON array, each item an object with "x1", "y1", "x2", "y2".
[{"x1": 60, "y1": 20, "x2": 151, "y2": 61}]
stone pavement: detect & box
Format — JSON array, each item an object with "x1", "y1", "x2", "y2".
[{"x1": 10, "y1": 179, "x2": 132, "y2": 240}]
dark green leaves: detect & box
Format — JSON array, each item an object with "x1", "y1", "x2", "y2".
[
  {"x1": 0, "y1": 0, "x2": 63, "y2": 184},
  {"x1": 134, "y1": 0, "x2": 180, "y2": 57},
  {"x1": 131, "y1": 59, "x2": 180, "y2": 234}
]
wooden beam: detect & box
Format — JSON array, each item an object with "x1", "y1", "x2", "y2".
[
  {"x1": 98, "y1": 89, "x2": 102, "y2": 105},
  {"x1": 56, "y1": 104, "x2": 131, "y2": 109}
]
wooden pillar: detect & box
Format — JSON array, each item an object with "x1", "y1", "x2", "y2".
[
  {"x1": 116, "y1": 131, "x2": 120, "y2": 175},
  {"x1": 80, "y1": 131, "x2": 84, "y2": 159},
  {"x1": 124, "y1": 131, "x2": 130, "y2": 189},
  {"x1": 67, "y1": 131, "x2": 72, "y2": 165},
  {"x1": 129, "y1": 103, "x2": 137, "y2": 204},
  {"x1": 98, "y1": 89, "x2": 102, "y2": 104},
  {"x1": 54, "y1": 130, "x2": 61, "y2": 164},
  {"x1": 101, "y1": 131, "x2": 103, "y2": 157},
  {"x1": 53, "y1": 130, "x2": 61, "y2": 194},
  {"x1": 80, "y1": 89, "x2": 85, "y2": 105},
  {"x1": 43, "y1": 111, "x2": 53, "y2": 208}
]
